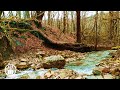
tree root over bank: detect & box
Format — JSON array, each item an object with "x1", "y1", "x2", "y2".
[{"x1": 30, "y1": 22, "x2": 93, "y2": 53}]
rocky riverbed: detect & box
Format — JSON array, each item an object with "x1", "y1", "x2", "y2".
[{"x1": 0, "y1": 49, "x2": 118, "y2": 79}]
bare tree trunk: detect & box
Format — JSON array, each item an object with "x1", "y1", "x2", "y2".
[
  {"x1": 109, "y1": 11, "x2": 114, "y2": 44},
  {"x1": 51, "y1": 11, "x2": 57, "y2": 27},
  {"x1": 115, "y1": 11, "x2": 119, "y2": 45},
  {"x1": 48, "y1": 11, "x2": 51, "y2": 25},
  {"x1": 9, "y1": 11, "x2": 13, "y2": 17},
  {"x1": 16, "y1": 11, "x2": 21, "y2": 18},
  {"x1": 95, "y1": 11, "x2": 98, "y2": 50},
  {"x1": 36, "y1": 11, "x2": 45, "y2": 28},
  {"x1": 26, "y1": 11, "x2": 30, "y2": 18},
  {"x1": 116, "y1": 11, "x2": 120, "y2": 45},
  {"x1": 71, "y1": 11, "x2": 74, "y2": 33},
  {"x1": 66, "y1": 11, "x2": 69, "y2": 33},
  {"x1": 109, "y1": 11, "x2": 119, "y2": 46},
  {"x1": 50, "y1": 11, "x2": 54, "y2": 26},
  {"x1": 57, "y1": 11, "x2": 60, "y2": 29},
  {"x1": 81, "y1": 11, "x2": 87, "y2": 43},
  {"x1": 0, "y1": 11, "x2": 3, "y2": 19},
  {"x1": 2, "y1": 11, "x2": 5, "y2": 18},
  {"x1": 63, "y1": 11, "x2": 67, "y2": 33},
  {"x1": 31, "y1": 11, "x2": 36, "y2": 18},
  {"x1": 76, "y1": 11, "x2": 81, "y2": 43}
]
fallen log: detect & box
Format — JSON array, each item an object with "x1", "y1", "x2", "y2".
[{"x1": 30, "y1": 22, "x2": 93, "y2": 52}]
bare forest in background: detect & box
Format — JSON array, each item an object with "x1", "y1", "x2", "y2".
[
  {"x1": 41, "y1": 11, "x2": 120, "y2": 47},
  {"x1": 0, "y1": 11, "x2": 120, "y2": 49}
]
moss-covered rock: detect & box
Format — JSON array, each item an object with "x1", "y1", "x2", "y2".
[
  {"x1": 92, "y1": 69, "x2": 102, "y2": 75},
  {"x1": 112, "y1": 46, "x2": 120, "y2": 50},
  {"x1": 0, "y1": 73, "x2": 7, "y2": 79},
  {"x1": 20, "y1": 74, "x2": 30, "y2": 79},
  {"x1": 36, "y1": 76, "x2": 41, "y2": 79}
]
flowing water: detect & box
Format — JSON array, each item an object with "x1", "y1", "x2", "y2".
[
  {"x1": 65, "y1": 50, "x2": 116, "y2": 75},
  {"x1": 5, "y1": 50, "x2": 116, "y2": 79}
]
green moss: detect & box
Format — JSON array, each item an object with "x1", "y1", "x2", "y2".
[
  {"x1": 0, "y1": 73, "x2": 7, "y2": 77},
  {"x1": 20, "y1": 74, "x2": 30, "y2": 79},
  {"x1": 92, "y1": 70, "x2": 102, "y2": 75},
  {"x1": 19, "y1": 36, "x2": 27, "y2": 40},
  {"x1": 112, "y1": 46, "x2": 120, "y2": 50},
  {"x1": 34, "y1": 21, "x2": 40, "y2": 28},
  {"x1": 9, "y1": 21, "x2": 17, "y2": 28},
  {"x1": 36, "y1": 76, "x2": 41, "y2": 79}
]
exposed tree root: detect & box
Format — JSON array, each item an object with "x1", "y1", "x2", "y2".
[{"x1": 30, "y1": 22, "x2": 92, "y2": 52}]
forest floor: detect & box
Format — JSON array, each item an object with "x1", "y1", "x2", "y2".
[{"x1": 0, "y1": 24, "x2": 120, "y2": 79}]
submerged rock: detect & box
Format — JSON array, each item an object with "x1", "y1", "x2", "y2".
[
  {"x1": 66, "y1": 61, "x2": 83, "y2": 66},
  {"x1": 44, "y1": 69, "x2": 79, "y2": 79},
  {"x1": 20, "y1": 74, "x2": 30, "y2": 79},
  {"x1": 85, "y1": 75, "x2": 98, "y2": 79},
  {"x1": 36, "y1": 75, "x2": 41, "y2": 79}
]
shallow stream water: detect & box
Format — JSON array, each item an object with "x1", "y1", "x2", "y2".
[
  {"x1": 5, "y1": 50, "x2": 116, "y2": 79},
  {"x1": 65, "y1": 50, "x2": 116, "y2": 75}
]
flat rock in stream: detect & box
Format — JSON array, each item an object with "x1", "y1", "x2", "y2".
[
  {"x1": 20, "y1": 58, "x2": 28, "y2": 62},
  {"x1": 42, "y1": 55, "x2": 66, "y2": 69},
  {"x1": 65, "y1": 58, "x2": 76, "y2": 62},
  {"x1": 16, "y1": 62, "x2": 29, "y2": 70},
  {"x1": 44, "y1": 55, "x2": 64, "y2": 61}
]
